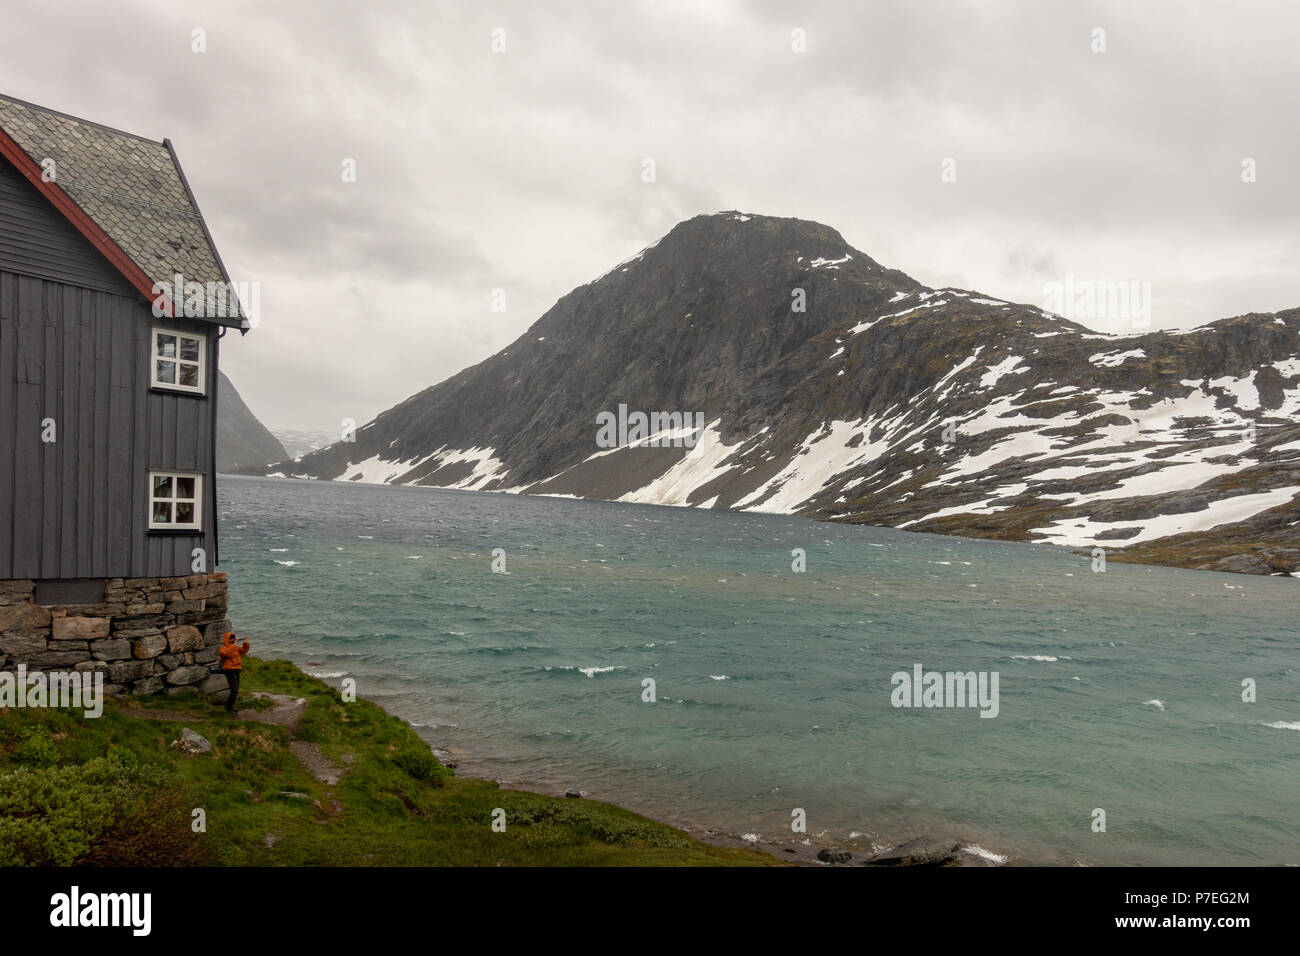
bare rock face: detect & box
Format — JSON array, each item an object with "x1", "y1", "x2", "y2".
[
  {"x1": 1199, "y1": 549, "x2": 1300, "y2": 575},
  {"x1": 216, "y1": 370, "x2": 288, "y2": 471},
  {"x1": 273, "y1": 212, "x2": 1300, "y2": 573}
]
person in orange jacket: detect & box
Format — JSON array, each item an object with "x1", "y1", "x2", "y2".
[{"x1": 219, "y1": 631, "x2": 251, "y2": 713}]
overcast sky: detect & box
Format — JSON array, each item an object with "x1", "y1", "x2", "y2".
[{"x1": 2, "y1": 0, "x2": 1297, "y2": 431}]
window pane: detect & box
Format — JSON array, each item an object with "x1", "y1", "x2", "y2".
[
  {"x1": 152, "y1": 474, "x2": 173, "y2": 497},
  {"x1": 155, "y1": 359, "x2": 176, "y2": 384},
  {"x1": 179, "y1": 363, "x2": 199, "y2": 388},
  {"x1": 175, "y1": 477, "x2": 196, "y2": 499},
  {"x1": 175, "y1": 501, "x2": 195, "y2": 524},
  {"x1": 156, "y1": 333, "x2": 177, "y2": 358},
  {"x1": 180, "y1": 337, "x2": 200, "y2": 361},
  {"x1": 153, "y1": 501, "x2": 172, "y2": 524}
]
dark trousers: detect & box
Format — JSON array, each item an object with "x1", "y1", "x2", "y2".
[{"x1": 224, "y1": 669, "x2": 241, "y2": 711}]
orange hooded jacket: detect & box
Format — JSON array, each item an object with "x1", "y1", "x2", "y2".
[{"x1": 219, "y1": 632, "x2": 251, "y2": 670}]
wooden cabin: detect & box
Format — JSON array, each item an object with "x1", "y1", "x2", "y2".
[{"x1": 0, "y1": 93, "x2": 249, "y2": 693}]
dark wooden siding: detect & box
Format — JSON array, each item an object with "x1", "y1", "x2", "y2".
[
  {"x1": 0, "y1": 266, "x2": 219, "y2": 580},
  {"x1": 0, "y1": 157, "x2": 136, "y2": 296}
]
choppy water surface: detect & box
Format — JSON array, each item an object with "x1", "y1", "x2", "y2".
[{"x1": 219, "y1": 475, "x2": 1299, "y2": 865}]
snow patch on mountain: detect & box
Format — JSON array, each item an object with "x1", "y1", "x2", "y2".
[
  {"x1": 1031, "y1": 486, "x2": 1300, "y2": 547},
  {"x1": 340, "y1": 446, "x2": 505, "y2": 490},
  {"x1": 338, "y1": 454, "x2": 415, "y2": 484},
  {"x1": 979, "y1": 355, "x2": 1029, "y2": 388},
  {"x1": 735, "y1": 418, "x2": 892, "y2": 513},
  {"x1": 1090, "y1": 348, "x2": 1147, "y2": 367},
  {"x1": 617, "y1": 421, "x2": 738, "y2": 506}
]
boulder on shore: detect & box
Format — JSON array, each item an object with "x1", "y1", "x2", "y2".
[
  {"x1": 817, "y1": 848, "x2": 853, "y2": 864},
  {"x1": 863, "y1": 836, "x2": 961, "y2": 866}
]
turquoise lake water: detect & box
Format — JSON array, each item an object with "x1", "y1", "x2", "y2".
[{"x1": 218, "y1": 475, "x2": 1299, "y2": 865}]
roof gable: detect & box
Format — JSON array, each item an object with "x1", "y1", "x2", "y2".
[
  {"x1": 0, "y1": 151, "x2": 139, "y2": 295},
  {"x1": 0, "y1": 93, "x2": 247, "y2": 328}
]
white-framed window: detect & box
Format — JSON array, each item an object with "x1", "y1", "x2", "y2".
[
  {"x1": 150, "y1": 327, "x2": 206, "y2": 393},
  {"x1": 149, "y1": 471, "x2": 202, "y2": 530}
]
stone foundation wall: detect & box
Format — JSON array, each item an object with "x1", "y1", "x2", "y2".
[{"x1": 0, "y1": 573, "x2": 233, "y2": 696}]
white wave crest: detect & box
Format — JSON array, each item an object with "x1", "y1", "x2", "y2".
[
  {"x1": 962, "y1": 844, "x2": 1008, "y2": 864},
  {"x1": 578, "y1": 665, "x2": 626, "y2": 678}
]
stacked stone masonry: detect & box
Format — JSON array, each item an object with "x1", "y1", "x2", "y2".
[{"x1": 0, "y1": 573, "x2": 232, "y2": 696}]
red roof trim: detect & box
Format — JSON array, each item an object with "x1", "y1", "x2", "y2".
[{"x1": 0, "y1": 125, "x2": 174, "y2": 316}]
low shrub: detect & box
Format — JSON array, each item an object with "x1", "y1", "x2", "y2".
[
  {"x1": 393, "y1": 749, "x2": 453, "y2": 785},
  {"x1": 0, "y1": 753, "x2": 209, "y2": 866}
]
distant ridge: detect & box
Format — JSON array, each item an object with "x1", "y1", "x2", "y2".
[{"x1": 217, "y1": 371, "x2": 287, "y2": 472}]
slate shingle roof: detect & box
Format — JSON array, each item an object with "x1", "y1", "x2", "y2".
[{"x1": 0, "y1": 93, "x2": 245, "y2": 324}]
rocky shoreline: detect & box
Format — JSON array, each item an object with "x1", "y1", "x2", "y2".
[
  {"x1": 420, "y1": 738, "x2": 1026, "y2": 868},
  {"x1": 695, "y1": 831, "x2": 1018, "y2": 867}
]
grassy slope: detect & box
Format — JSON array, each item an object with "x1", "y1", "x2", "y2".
[{"x1": 0, "y1": 659, "x2": 774, "y2": 867}]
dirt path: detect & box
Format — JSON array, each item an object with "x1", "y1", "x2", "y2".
[
  {"x1": 240, "y1": 692, "x2": 307, "y2": 730},
  {"x1": 288, "y1": 740, "x2": 343, "y2": 785},
  {"x1": 127, "y1": 691, "x2": 345, "y2": 787}
]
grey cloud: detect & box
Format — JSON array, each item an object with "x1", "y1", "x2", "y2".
[{"x1": 0, "y1": 0, "x2": 1296, "y2": 432}]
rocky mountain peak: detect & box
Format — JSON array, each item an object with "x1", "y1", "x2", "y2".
[{"x1": 261, "y1": 213, "x2": 1300, "y2": 575}]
